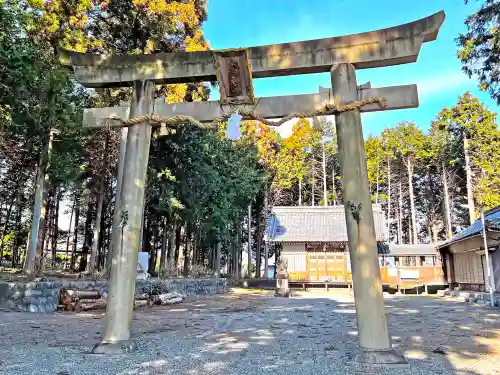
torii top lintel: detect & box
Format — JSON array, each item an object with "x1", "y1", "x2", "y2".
[{"x1": 59, "y1": 11, "x2": 445, "y2": 89}]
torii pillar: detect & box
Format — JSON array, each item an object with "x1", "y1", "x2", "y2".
[
  {"x1": 332, "y1": 63, "x2": 398, "y2": 362},
  {"x1": 60, "y1": 10, "x2": 444, "y2": 361},
  {"x1": 95, "y1": 80, "x2": 154, "y2": 353}
]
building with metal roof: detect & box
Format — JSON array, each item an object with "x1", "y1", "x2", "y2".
[
  {"x1": 437, "y1": 206, "x2": 500, "y2": 293},
  {"x1": 265, "y1": 205, "x2": 445, "y2": 286},
  {"x1": 266, "y1": 205, "x2": 388, "y2": 244}
]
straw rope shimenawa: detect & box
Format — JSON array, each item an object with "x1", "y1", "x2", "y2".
[{"x1": 107, "y1": 97, "x2": 387, "y2": 131}]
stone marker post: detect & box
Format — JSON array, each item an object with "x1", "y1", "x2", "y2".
[
  {"x1": 331, "y1": 63, "x2": 404, "y2": 363},
  {"x1": 92, "y1": 80, "x2": 155, "y2": 354}
]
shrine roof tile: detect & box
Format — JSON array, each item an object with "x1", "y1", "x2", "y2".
[{"x1": 266, "y1": 205, "x2": 388, "y2": 243}]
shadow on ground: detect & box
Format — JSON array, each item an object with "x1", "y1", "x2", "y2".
[{"x1": 0, "y1": 289, "x2": 499, "y2": 375}]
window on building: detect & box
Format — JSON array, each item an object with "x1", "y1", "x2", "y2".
[
  {"x1": 380, "y1": 256, "x2": 396, "y2": 267},
  {"x1": 421, "y1": 256, "x2": 436, "y2": 266},
  {"x1": 400, "y1": 256, "x2": 417, "y2": 267}
]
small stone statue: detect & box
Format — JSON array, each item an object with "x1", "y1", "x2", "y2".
[
  {"x1": 276, "y1": 258, "x2": 289, "y2": 280},
  {"x1": 136, "y1": 262, "x2": 149, "y2": 280},
  {"x1": 275, "y1": 258, "x2": 290, "y2": 297}
]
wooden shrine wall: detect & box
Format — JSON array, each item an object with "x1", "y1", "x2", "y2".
[{"x1": 280, "y1": 243, "x2": 445, "y2": 286}]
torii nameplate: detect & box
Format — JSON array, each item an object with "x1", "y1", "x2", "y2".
[{"x1": 59, "y1": 11, "x2": 445, "y2": 88}]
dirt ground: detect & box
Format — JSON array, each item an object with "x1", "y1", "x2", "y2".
[{"x1": 1, "y1": 289, "x2": 499, "y2": 375}]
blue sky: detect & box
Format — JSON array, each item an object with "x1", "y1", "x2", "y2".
[{"x1": 202, "y1": 0, "x2": 498, "y2": 137}]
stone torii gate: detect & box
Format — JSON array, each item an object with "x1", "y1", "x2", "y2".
[{"x1": 60, "y1": 11, "x2": 445, "y2": 362}]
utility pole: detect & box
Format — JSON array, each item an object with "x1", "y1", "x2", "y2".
[{"x1": 481, "y1": 211, "x2": 495, "y2": 307}]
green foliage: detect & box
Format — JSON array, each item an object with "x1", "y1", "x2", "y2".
[
  {"x1": 385, "y1": 121, "x2": 433, "y2": 169},
  {"x1": 365, "y1": 135, "x2": 386, "y2": 186},
  {"x1": 0, "y1": 0, "x2": 86, "y2": 184},
  {"x1": 432, "y1": 92, "x2": 500, "y2": 209},
  {"x1": 457, "y1": 0, "x2": 500, "y2": 104},
  {"x1": 149, "y1": 126, "x2": 266, "y2": 243}
]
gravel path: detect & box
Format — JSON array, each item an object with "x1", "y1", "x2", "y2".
[{"x1": 1, "y1": 290, "x2": 499, "y2": 375}]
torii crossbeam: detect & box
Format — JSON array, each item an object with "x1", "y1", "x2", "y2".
[{"x1": 60, "y1": 10, "x2": 445, "y2": 363}]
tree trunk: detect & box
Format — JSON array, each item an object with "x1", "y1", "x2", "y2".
[
  {"x1": 24, "y1": 129, "x2": 54, "y2": 275},
  {"x1": 89, "y1": 181, "x2": 105, "y2": 274},
  {"x1": 106, "y1": 127, "x2": 128, "y2": 274},
  {"x1": 65, "y1": 198, "x2": 75, "y2": 265},
  {"x1": 0, "y1": 202, "x2": 5, "y2": 243},
  {"x1": 408, "y1": 219, "x2": 412, "y2": 244},
  {"x1": 240, "y1": 228, "x2": 244, "y2": 277},
  {"x1": 159, "y1": 217, "x2": 168, "y2": 273},
  {"x1": 398, "y1": 177, "x2": 403, "y2": 244},
  {"x1": 255, "y1": 212, "x2": 261, "y2": 278},
  {"x1": 387, "y1": 157, "x2": 391, "y2": 240},
  {"x1": 332, "y1": 166, "x2": 337, "y2": 205},
  {"x1": 148, "y1": 224, "x2": 157, "y2": 275},
  {"x1": 183, "y1": 228, "x2": 190, "y2": 277},
  {"x1": 247, "y1": 204, "x2": 252, "y2": 278},
  {"x1": 264, "y1": 189, "x2": 269, "y2": 277},
  {"x1": 407, "y1": 163, "x2": 418, "y2": 244},
  {"x1": 12, "y1": 194, "x2": 25, "y2": 268},
  {"x1": 0, "y1": 200, "x2": 14, "y2": 262},
  {"x1": 0, "y1": 184, "x2": 19, "y2": 257},
  {"x1": 322, "y1": 142, "x2": 328, "y2": 206},
  {"x1": 43, "y1": 190, "x2": 53, "y2": 260},
  {"x1": 89, "y1": 132, "x2": 109, "y2": 274},
  {"x1": 70, "y1": 195, "x2": 80, "y2": 270},
  {"x1": 442, "y1": 162, "x2": 453, "y2": 239},
  {"x1": 431, "y1": 224, "x2": 438, "y2": 244},
  {"x1": 175, "y1": 225, "x2": 182, "y2": 269},
  {"x1": 298, "y1": 178, "x2": 302, "y2": 206},
  {"x1": 34, "y1": 183, "x2": 49, "y2": 272},
  {"x1": 214, "y1": 236, "x2": 221, "y2": 277},
  {"x1": 167, "y1": 226, "x2": 175, "y2": 269},
  {"x1": 51, "y1": 190, "x2": 60, "y2": 267},
  {"x1": 97, "y1": 196, "x2": 107, "y2": 270},
  {"x1": 376, "y1": 161, "x2": 380, "y2": 204},
  {"x1": 464, "y1": 135, "x2": 476, "y2": 224},
  {"x1": 79, "y1": 199, "x2": 93, "y2": 272},
  {"x1": 192, "y1": 224, "x2": 199, "y2": 266},
  {"x1": 232, "y1": 230, "x2": 239, "y2": 279},
  {"x1": 311, "y1": 164, "x2": 315, "y2": 207}
]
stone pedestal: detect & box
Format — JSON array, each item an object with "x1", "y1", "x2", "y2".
[
  {"x1": 350, "y1": 349, "x2": 409, "y2": 365},
  {"x1": 275, "y1": 277, "x2": 290, "y2": 297}
]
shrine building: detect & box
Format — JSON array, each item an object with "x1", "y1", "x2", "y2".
[{"x1": 266, "y1": 205, "x2": 446, "y2": 288}]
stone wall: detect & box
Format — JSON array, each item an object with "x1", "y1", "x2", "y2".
[
  {"x1": 0, "y1": 278, "x2": 228, "y2": 313},
  {"x1": 437, "y1": 287, "x2": 500, "y2": 308}
]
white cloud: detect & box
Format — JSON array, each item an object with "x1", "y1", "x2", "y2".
[
  {"x1": 416, "y1": 71, "x2": 472, "y2": 96},
  {"x1": 418, "y1": 72, "x2": 473, "y2": 95}
]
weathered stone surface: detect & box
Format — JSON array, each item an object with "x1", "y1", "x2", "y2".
[
  {"x1": 24, "y1": 288, "x2": 42, "y2": 297},
  {"x1": 156, "y1": 292, "x2": 184, "y2": 305},
  {"x1": 435, "y1": 287, "x2": 500, "y2": 308},
  {"x1": 84, "y1": 85, "x2": 419, "y2": 129},
  {"x1": 59, "y1": 12, "x2": 445, "y2": 87},
  {"x1": 0, "y1": 278, "x2": 227, "y2": 314}
]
